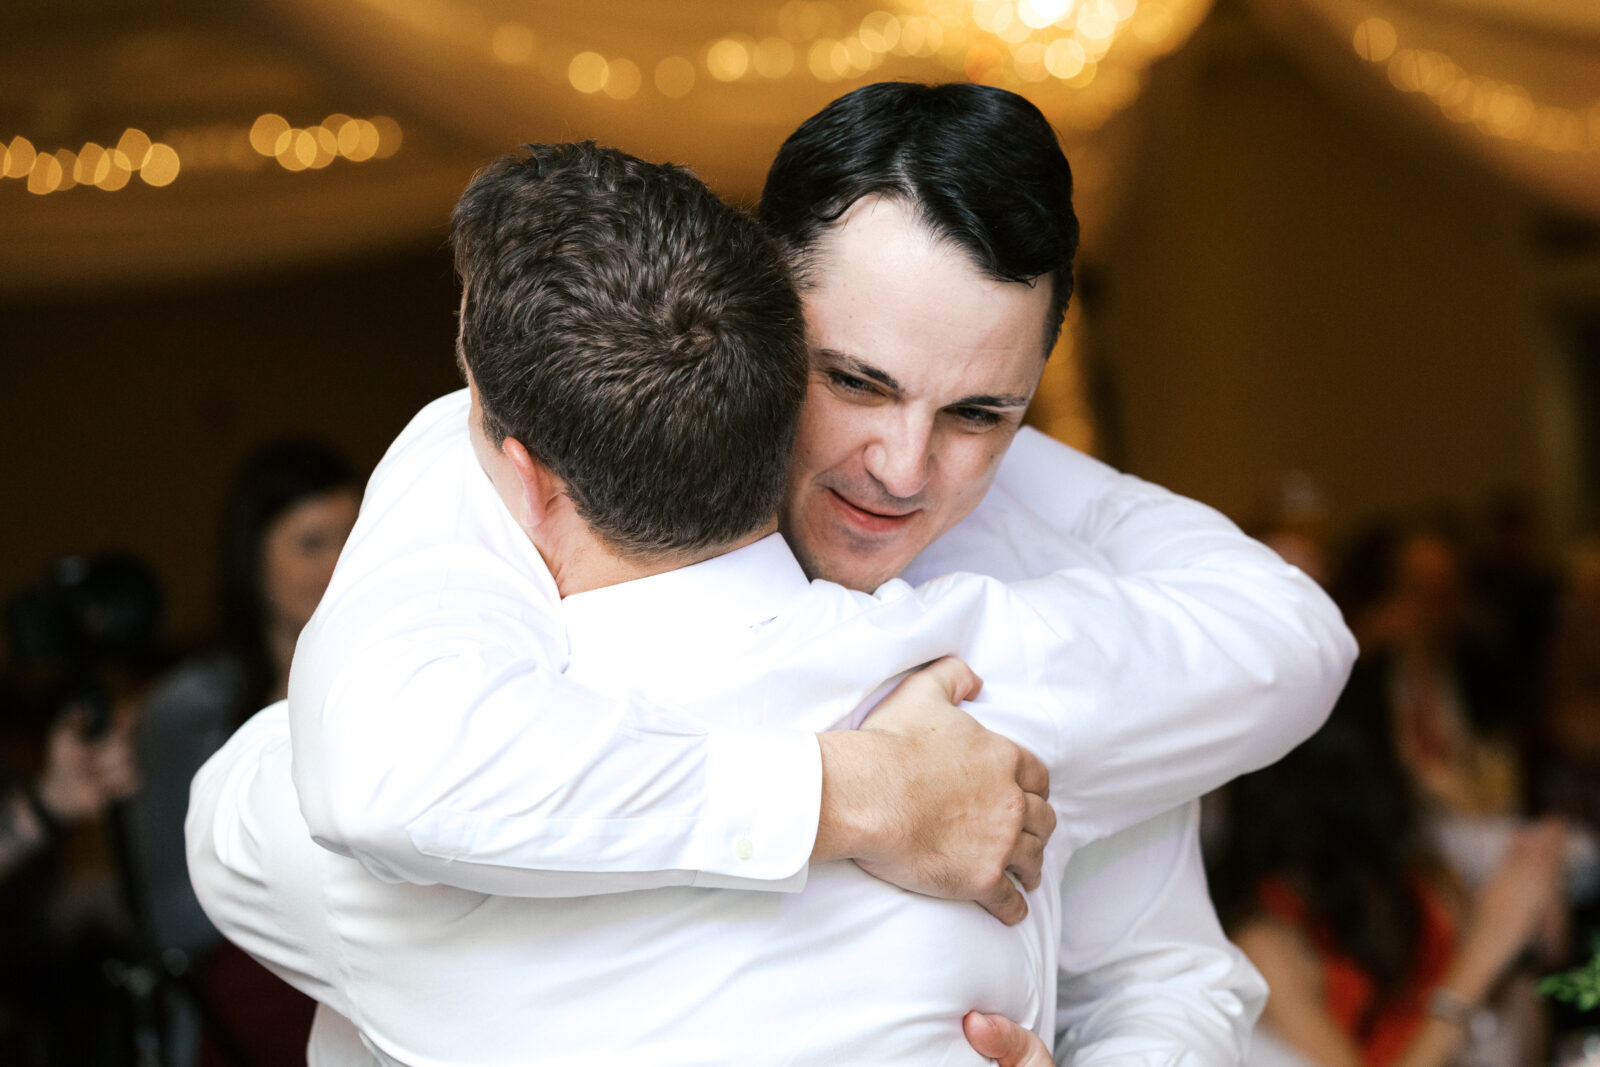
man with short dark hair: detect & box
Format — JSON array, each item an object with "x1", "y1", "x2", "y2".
[{"x1": 197, "y1": 85, "x2": 1354, "y2": 1064}]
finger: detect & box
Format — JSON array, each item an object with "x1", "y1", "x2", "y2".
[
  {"x1": 1013, "y1": 745, "x2": 1049, "y2": 801},
  {"x1": 1021, "y1": 791, "x2": 1055, "y2": 842},
  {"x1": 962, "y1": 1011, "x2": 1046, "y2": 1066},
  {"x1": 919, "y1": 656, "x2": 984, "y2": 704},
  {"x1": 978, "y1": 876, "x2": 1028, "y2": 926},
  {"x1": 1006, "y1": 831, "x2": 1046, "y2": 892}
]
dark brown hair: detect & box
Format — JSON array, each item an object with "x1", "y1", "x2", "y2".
[{"x1": 452, "y1": 142, "x2": 806, "y2": 558}]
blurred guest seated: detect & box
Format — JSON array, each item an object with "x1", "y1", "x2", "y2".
[
  {"x1": 123, "y1": 440, "x2": 359, "y2": 1067},
  {"x1": 1331, "y1": 522, "x2": 1530, "y2": 855},
  {"x1": 1210, "y1": 699, "x2": 1568, "y2": 1067}
]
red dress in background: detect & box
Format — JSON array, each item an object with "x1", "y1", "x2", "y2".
[{"x1": 1257, "y1": 876, "x2": 1458, "y2": 1067}]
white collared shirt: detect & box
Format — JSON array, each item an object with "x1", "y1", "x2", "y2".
[
  {"x1": 285, "y1": 391, "x2": 1351, "y2": 897},
  {"x1": 193, "y1": 390, "x2": 1355, "y2": 1063},
  {"x1": 200, "y1": 533, "x2": 1095, "y2": 1063}
]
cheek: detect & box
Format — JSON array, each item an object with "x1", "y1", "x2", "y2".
[
  {"x1": 792, "y1": 390, "x2": 863, "y2": 479},
  {"x1": 932, "y1": 435, "x2": 1011, "y2": 516}
]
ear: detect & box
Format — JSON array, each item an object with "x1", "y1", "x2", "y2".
[{"x1": 499, "y1": 436, "x2": 566, "y2": 532}]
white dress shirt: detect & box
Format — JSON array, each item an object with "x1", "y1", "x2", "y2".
[
  {"x1": 191, "y1": 519, "x2": 1306, "y2": 1064},
  {"x1": 211, "y1": 390, "x2": 1353, "y2": 1062},
  {"x1": 287, "y1": 391, "x2": 1350, "y2": 894}
]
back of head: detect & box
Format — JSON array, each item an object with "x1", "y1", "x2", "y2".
[
  {"x1": 452, "y1": 142, "x2": 806, "y2": 559},
  {"x1": 759, "y1": 81, "x2": 1079, "y2": 347}
]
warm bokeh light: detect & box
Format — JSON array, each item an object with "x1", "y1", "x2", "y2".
[
  {"x1": 250, "y1": 114, "x2": 290, "y2": 157},
  {"x1": 117, "y1": 128, "x2": 153, "y2": 170},
  {"x1": 346, "y1": 119, "x2": 380, "y2": 161},
  {"x1": 95, "y1": 150, "x2": 132, "y2": 191},
  {"x1": 654, "y1": 55, "x2": 696, "y2": 97},
  {"x1": 706, "y1": 38, "x2": 751, "y2": 82},
  {"x1": 1046, "y1": 37, "x2": 1087, "y2": 78},
  {"x1": 568, "y1": 51, "x2": 609, "y2": 94},
  {"x1": 140, "y1": 144, "x2": 181, "y2": 187},
  {"x1": 1350, "y1": 17, "x2": 1600, "y2": 153},
  {"x1": 27, "y1": 153, "x2": 63, "y2": 195},
  {"x1": 4, "y1": 136, "x2": 35, "y2": 179},
  {"x1": 1353, "y1": 18, "x2": 1397, "y2": 63},
  {"x1": 603, "y1": 58, "x2": 642, "y2": 100}
]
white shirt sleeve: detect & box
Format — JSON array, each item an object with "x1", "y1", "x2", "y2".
[
  {"x1": 1053, "y1": 804, "x2": 1266, "y2": 1066},
  {"x1": 186, "y1": 703, "x2": 345, "y2": 1011},
  {"x1": 908, "y1": 427, "x2": 1356, "y2": 839},
  {"x1": 286, "y1": 393, "x2": 822, "y2": 898},
  {"x1": 290, "y1": 608, "x2": 821, "y2": 896}
]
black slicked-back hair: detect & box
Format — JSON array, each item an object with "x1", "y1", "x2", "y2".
[
  {"x1": 759, "y1": 81, "x2": 1079, "y2": 351},
  {"x1": 451, "y1": 142, "x2": 807, "y2": 559}
]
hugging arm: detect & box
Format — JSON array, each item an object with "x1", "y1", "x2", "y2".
[{"x1": 909, "y1": 426, "x2": 1355, "y2": 842}]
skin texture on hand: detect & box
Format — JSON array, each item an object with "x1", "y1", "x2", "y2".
[
  {"x1": 963, "y1": 1011, "x2": 1054, "y2": 1066},
  {"x1": 813, "y1": 657, "x2": 1055, "y2": 925}
]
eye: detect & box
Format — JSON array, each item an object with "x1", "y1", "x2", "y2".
[
  {"x1": 951, "y1": 406, "x2": 1004, "y2": 429},
  {"x1": 826, "y1": 370, "x2": 876, "y2": 395}
]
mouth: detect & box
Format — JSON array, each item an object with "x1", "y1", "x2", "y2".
[{"x1": 825, "y1": 489, "x2": 918, "y2": 535}]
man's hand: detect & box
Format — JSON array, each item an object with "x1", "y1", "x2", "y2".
[
  {"x1": 963, "y1": 1011, "x2": 1054, "y2": 1066},
  {"x1": 813, "y1": 657, "x2": 1054, "y2": 925}
]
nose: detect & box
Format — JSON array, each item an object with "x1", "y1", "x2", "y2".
[{"x1": 862, "y1": 412, "x2": 933, "y2": 501}]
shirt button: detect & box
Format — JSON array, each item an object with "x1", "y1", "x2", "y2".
[{"x1": 734, "y1": 837, "x2": 754, "y2": 860}]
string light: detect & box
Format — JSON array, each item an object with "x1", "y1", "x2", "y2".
[
  {"x1": 5, "y1": 0, "x2": 1208, "y2": 199},
  {"x1": 3, "y1": 113, "x2": 403, "y2": 196},
  {"x1": 336, "y1": 0, "x2": 1197, "y2": 114},
  {"x1": 1354, "y1": 17, "x2": 1600, "y2": 154}
]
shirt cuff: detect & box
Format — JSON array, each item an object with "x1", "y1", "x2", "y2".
[{"x1": 691, "y1": 729, "x2": 820, "y2": 892}]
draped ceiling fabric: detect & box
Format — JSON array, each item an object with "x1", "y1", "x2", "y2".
[
  {"x1": 3, "y1": 0, "x2": 1597, "y2": 446},
  {"x1": 1242, "y1": 0, "x2": 1600, "y2": 220},
  {"x1": 1, "y1": 0, "x2": 1212, "y2": 295}
]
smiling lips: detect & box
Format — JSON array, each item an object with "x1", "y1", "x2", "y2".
[{"x1": 826, "y1": 488, "x2": 918, "y2": 535}]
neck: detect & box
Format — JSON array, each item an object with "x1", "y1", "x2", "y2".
[
  {"x1": 466, "y1": 394, "x2": 776, "y2": 596},
  {"x1": 548, "y1": 520, "x2": 778, "y2": 597}
]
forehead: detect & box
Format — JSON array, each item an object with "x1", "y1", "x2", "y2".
[{"x1": 801, "y1": 198, "x2": 1051, "y2": 401}]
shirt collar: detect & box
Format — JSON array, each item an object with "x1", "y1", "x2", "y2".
[{"x1": 559, "y1": 532, "x2": 810, "y2": 650}]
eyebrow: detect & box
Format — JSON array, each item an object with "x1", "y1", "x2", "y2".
[{"x1": 817, "y1": 349, "x2": 1033, "y2": 411}]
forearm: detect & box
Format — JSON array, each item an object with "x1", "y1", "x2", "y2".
[
  {"x1": 913, "y1": 430, "x2": 1355, "y2": 836},
  {"x1": 1055, "y1": 804, "x2": 1264, "y2": 1066},
  {"x1": 291, "y1": 635, "x2": 821, "y2": 896}
]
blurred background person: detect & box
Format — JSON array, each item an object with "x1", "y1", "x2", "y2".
[
  {"x1": 1328, "y1": 520, "x2": 1535, "y2": 882},
  {"x1": 124, "y1": 439, "x2": 360, "y2": 1067},
  {"x1": 1210, "y1": 696, "x2": 1568, "y2": 1067}
]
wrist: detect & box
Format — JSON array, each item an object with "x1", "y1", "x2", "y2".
[{"x1": 813, "y1": 731, "x2": 895, "y2": 865}]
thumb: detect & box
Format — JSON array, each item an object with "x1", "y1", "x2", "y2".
[
  {"x1": 919, "y1": 656, "x2": 983, "y2": 704},
  {"x1": 962, "y1": 1011, "x2": 1046, "y2": 1066}
]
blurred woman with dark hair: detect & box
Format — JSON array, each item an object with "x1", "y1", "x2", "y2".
[
  {"x1": 126, "y1": 440, "x2": 359, "y2": 1066},
  {"x1": 1211, "y1": 682, "x2": 1566, "y2": 1067}
]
